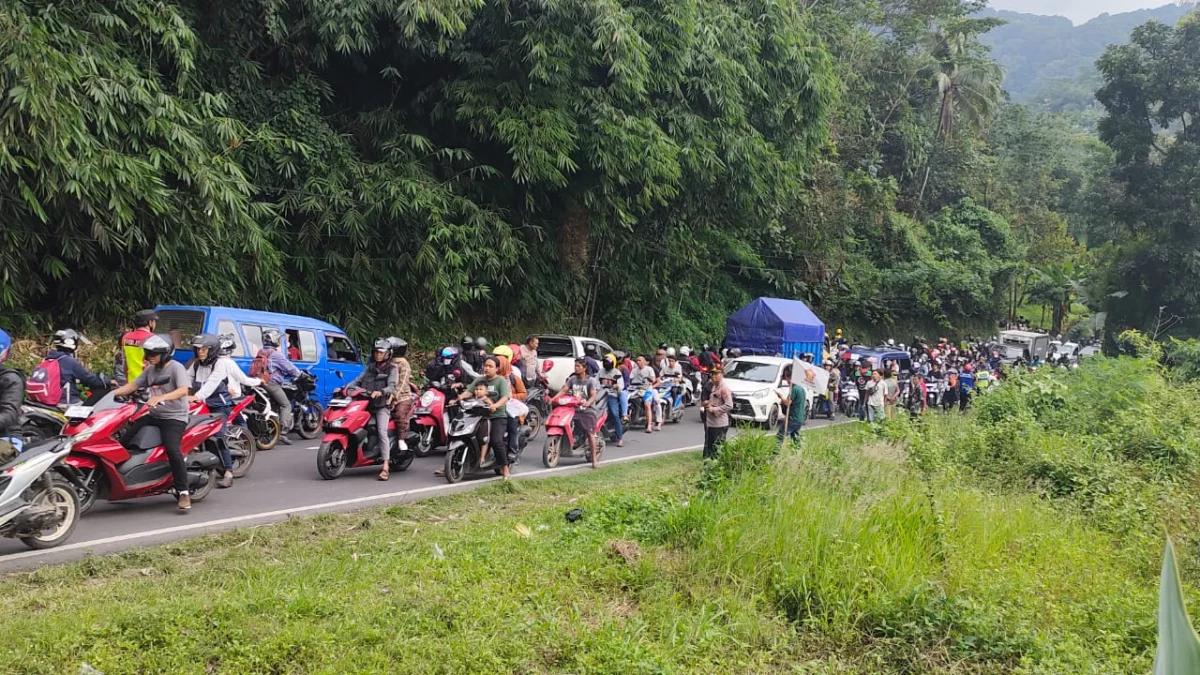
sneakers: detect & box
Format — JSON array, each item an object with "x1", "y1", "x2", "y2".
[
  {"x1": 177, "y1": 493, "x2": 191, "y2": 510},
  {"x1": 218, "y1": 472, "x2": 233, "y2": 489}
]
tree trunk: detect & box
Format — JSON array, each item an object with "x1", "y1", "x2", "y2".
[{"x1": 558, "y1": 198, "x2": 589, "y2": 278}]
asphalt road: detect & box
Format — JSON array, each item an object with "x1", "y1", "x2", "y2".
[{"x1": 0, "y1": 411, "x2": 849, "y2": 570}]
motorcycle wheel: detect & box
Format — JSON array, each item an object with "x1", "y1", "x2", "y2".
[
  {"x1": 543, "y1": 436, "x2": 562, "y2": 468},
  {"x1": 415, "y1": 427, "x2": 436, "y2": 458},
  {"x1": 227, "y1": 425, "x2": 256, "y2": 479},
  {"x1": 525, "y1": 405, "x2": 543, "y2": 438},
  {"x1": 297, "y1": 402, "x2": 324, "y2": 440},
  {"x1": 254, "y1": 417, "x2": 281, "y2": 451},
  {"x1": 444, "y1": 445, "x2": 468, "y2": 484},
  {"x1": 19, "y1": 477, "x2": 80, "y2": 550},
  {"x1": 190, "y1": 469, "x2": 218, "y2": 503},
  {"x1": 317, "y1": 441, "x2": 347, "y2": 480},
  {"x1": 391, "y1": 451, "x2": 414, "y2": 473},
  {"x1": 19, "y1": 420, "x2": 55, "y2": 446},
  {"x1": 76, "y1": 468, "x2": 104, "y2": 515}
]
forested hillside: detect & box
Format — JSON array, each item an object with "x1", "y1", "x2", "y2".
[
  {"x1": 0, "y1": 0, "x2": 1196, "y2": 347},
  {"x1": 979, "y1": 4, "x2": 1191, "y2": 107}
]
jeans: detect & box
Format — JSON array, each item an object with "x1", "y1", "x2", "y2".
[
  {"x1": 148, "y1": 417, "x2": 188, "y2": 493},
  {"x1": 211, "y1": 405, "x2": 233, "y2": 472},
  {"x1": 703, "y1": 426, "x2": 728, "y2": 460},
  {"x1": 506, "y1": 415, "x2": 521, "y2": 462},
  {"x1": 606, "y1": 396, "x2": 624, "y2": 440},
  {"x1": 776, "y1": 419, "x2": 801, "y2": 446},
  {"x1": 619, "y1": 391, "x2": 629, "y2": 419},
  {"x1": 371, "y1": 406, "x2": 392, "y2": 463},
  {"x1": 475, "y1": 418, "x2": 508, "y2": 467},
  {"x1": 265, "y1": 383, "x2": 292, "y2": 432},
  {"x1": 959, "y1": 390, "x2": 971, "y2": 412},
  {"x1": 857, "y1": 393, "x2": 867, "y2": 421}
]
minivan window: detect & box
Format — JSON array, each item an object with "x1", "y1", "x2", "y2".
[
  {"x1": 296, "y1": 330, "x2": 319, "y2": 362},
  {"x1": 243, "y1": 325, "x2": 265, "y2": 356},
  {"x1": 156, "y1": 310, "x2": 206, "y2": 347},
  {"x1": 537, "y1": 337, "x2": 574, "y2": 358},
  {"x1": 326, "y1": 335, "x2": 358, "y2": 362},
  {"x1": 217, "y1": 320, "x2": 246, "y2": 357}
]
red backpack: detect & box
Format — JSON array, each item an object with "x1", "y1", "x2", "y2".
[
  {"x1": 248, "y1": 350, "x2": 269, "y2": 379},
  {"x1": 26, "y1": 358, "x2": 63, "y2": 406}
]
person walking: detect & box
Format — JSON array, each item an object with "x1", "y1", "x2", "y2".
[
  {"x1": 702, "y1": 366, "x2": 733, "y2": 460},
  {"x1": 775, "y1": 370, "x2": 806, "y2": 447}
]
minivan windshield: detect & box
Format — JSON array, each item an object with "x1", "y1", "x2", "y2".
[{"x1": 722, "y1": 360, "x2": 780, "y2": 383}]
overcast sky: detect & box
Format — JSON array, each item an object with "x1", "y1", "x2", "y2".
[{"x1": 988, "y1": 0, "x2": 1181, "y2": 23}]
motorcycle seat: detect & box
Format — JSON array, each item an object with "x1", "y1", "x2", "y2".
[
  {"x1": 0, "y1": 438, "x2": 62, "y2": 472},
  {"x1": 186, "y1": 413, "x2": 224, "y2": 431}
]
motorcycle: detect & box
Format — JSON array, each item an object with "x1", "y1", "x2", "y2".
[
  {"x1": 442, "y1": 398, "x2": 504, "y2": 484},
  {"x1": 60, "y1": 391, "x2": 225, "y2": 513},
  {"x1": 412, "y1": 379, "x2": 460, "y2": 457},
  {"x1": 655, "y1": 379, "x2": 686, "y2": 424},
  {"x1": 243, "y1": 386, "x2": 282, "y2": 451},
  {"x1": 187, "y1": 395, "x2": 257, "y2": 479},
  {"x1": 625, "y1": 386, "x2": 666, "y2": 430},
  {"x1": 838, "y1": 382, "x2": 859, "y2": 417},
  {"x1": 316, "y1": 388, "x2": 417, "y2": 480},
  {"x1": 0, "y1": 436, "x2": 81, "y2": 549},
  {"x1": 543, "y1": 394, "x2": 608, "y2": 468},
  {"x1": 524, "y1": 383, "x2": 551, "y2": 437},
  {"x1": 284, "y1": 370, "x2": 324, "y2": 439}
]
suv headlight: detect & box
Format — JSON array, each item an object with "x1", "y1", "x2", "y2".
[{"x1": 751, "y1": 388, "x2": 773, "y2": 399}]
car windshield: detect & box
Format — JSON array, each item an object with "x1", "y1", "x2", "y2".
[{"x1": 722, "y1": 361, "x2": 779, "y2": 383}]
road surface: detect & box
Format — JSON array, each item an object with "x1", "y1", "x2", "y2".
[{"x1": 0, "y1": 412, "x2": 849, "y2": 570}]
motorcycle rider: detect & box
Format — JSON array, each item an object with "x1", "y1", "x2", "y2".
[
  {"x1": 426, "y1": 346, "x2": 466, "y2": 388},
  {"x1": 463, "y1": 337, "x2": 488, "y2": 374},
  {"x1": 630, "y1": 354, "x2": 660, "y2": 433},
  {"x1": 256, "y1": 329, "x2": 301, "y2": 445},
  {"x1": 582, "y1": 343, "x2": 602, "y2": 376},
  {"x1": 0, "y1": 328, "x2": 25, "y2": 462},
  {"x1": 493, "y1": 345, "x2": 527, "y2": 464},
  {"x1": 460, "y1": 356, "x2": 511, "y2": 479},
  {"x1": 188, "y1": 334, "x2": 238, "y2": 489},
  {"x1": 30, "y1": 329, "x2": 108, "y2": 406},
  {"x1": 110, "y1": 334, "x2": 194, "y2": 510},
  {"x1": 598, "y1": 353, "x2": 625, "y2": 447},
  {"x1": 341, "y1": 339, "x2": 398, "y2": 481},
  {"x1": 659, "y1": 352, "x2": 685, "y2": 427},
  {"x1": 388, "y1": 337, "x2": 414, "y2": 456},
  {"x1": 557, "y1": 358, "x2": 602, "y2": 469},
  {"x1": 114, "y1": 309, "x2": 157, "y2": 387}
]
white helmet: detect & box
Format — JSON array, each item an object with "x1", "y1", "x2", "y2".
[
  {"x1": 679, "y1": 346, "x2": 692, "y2": 357},
  {"x1": 666, "y1": 347, "x2": 676, "y2": 357},
  {"x1": 887, "y1": 338, "x2": 895, "y2": 346}
]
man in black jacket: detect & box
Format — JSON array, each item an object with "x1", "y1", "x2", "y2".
[{"x1": 0, "y1": 328, "x2": 25, "y2": 462}]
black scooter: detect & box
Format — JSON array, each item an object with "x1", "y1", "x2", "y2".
[{"x1": 443, "y1": 399, "x2": 530, "y2": 484}]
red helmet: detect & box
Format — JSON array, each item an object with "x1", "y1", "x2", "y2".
[
  {"x1": 841, "y1": 352, "x2": 852, "y2": 361},
  {"x1": 964, "y1": 363, "x2": 975, "y2": 372}
]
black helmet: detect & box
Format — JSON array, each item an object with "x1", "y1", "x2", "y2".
[
  {"x1": 144, "y1": 334, "x2": 175, "y2": 364},
  {"x1": 134, "y1": 309, "x2": 158, "y2": 327},
  {"x1": 801, "y1": 352, "x2": 814, "y2": 363},
  {"x1": 584, "y1": 343, "x2": 598, "y2": 356},
  {"x1": 218, "y1": 333, "x2": 236, "y2": 356},
  {"x1": 388, "y1": 337, "x2": 408, "y2": 358},
  {"x1": 190, "y1": 333, "x2": 221, "y2": 366},
  {"x1": 372, "y1": 337, "x2": 393, "y2": 360},
  {"x1": 461, "y1": 336, "x2": 473, "y2": 349},
  {"x1": 51, "y1": 329, "x2": 82, "y2": 353},
  {"x1": 473, "y1": 336, "x2": 488, "y2": 350},
  {"x1": 262, "y1": 328, "x2": 281, "y2": 348},
  {"x1": 701, "y1": 343, "x2": 712, "y2": 353}
]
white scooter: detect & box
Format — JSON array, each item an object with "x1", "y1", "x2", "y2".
[{"x1": 0, "y1": 436, "x2": 81, "y2": 550}]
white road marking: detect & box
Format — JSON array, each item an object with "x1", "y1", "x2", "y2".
[{"x1": 0, "y1": 443, "x2": 703, "y2": 563}]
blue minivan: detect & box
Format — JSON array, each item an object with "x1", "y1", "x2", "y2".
[{"x1": 153, "y1": 305, "x2": 364, "y2": 405}]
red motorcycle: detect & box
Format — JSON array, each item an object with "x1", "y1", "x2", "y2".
[
  {"x1": 412, "y1": 380, "x2": 460, "y2": 457},
  {"x1": 316, "y1": 388, "x2": 417, "y2": 479},
  {"x1": 60, "y1": 392, "x2": 226, "y2": 513},
  {"x1": 542, "y1": 394, "x2": 607, "y2": 468},
  {"x1": 187, "y1": 395, "x2": 258, "y2": 479}
]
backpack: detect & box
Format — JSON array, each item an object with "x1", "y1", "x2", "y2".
[
  {"x1": 26, "y1": 358, "x2": 63, "y2": 406},
  {"x1": 249, "y1": 351, "x2": 269, "y2": 379}
]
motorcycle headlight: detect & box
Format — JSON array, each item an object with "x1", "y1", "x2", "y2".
[
  {"x1": 72, "y1": 426, "x2": 98, "y2": 443},
  {"x1": 327, "y1": 419, "x2": 343, "y2": 428}
]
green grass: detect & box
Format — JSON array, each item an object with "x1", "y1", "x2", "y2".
[{"x1": 0, "y1": 418, "x2": 1179, "y2": 674}]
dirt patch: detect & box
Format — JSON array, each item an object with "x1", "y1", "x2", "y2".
[{"x1": 605, "y1": 539, "x2": 642, "y2": 565}]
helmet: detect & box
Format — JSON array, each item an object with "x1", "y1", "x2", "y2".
[
  {"x1": 604, "y1": 353, "x2": 617, "y2": 369},
  {"x1": 584, "y1": 343, "x2": 599, "y2": 356},
  {"x1": 0, "y1": 327, "x2": 10, "y2": 362},
  {"x1": 701, "y1": 343, "x2": 711, "y2": 353},
  {"x1": 372, "y1": 337, "x2": 393, "y2": 360},
  {"x1": 440, "y1": 346, "x2": 459, "y2": 365},
  {"x1": 51, "y1": 329, "x2": 81, "y2": 353},
  {"x1": 666, "y1": 347, "x2": 676, "y2": 358},
  {"x1": 887, "y1": 339, "x2": 895, "y2": 346},
  {"x1": 190, "y1": 333, "x2": 221, "y2": 365},
  {"x1": 493, "y1": 345, "x2": 514, "y2": 360},
  {"x1": 473, "y1": 337, "x2": 488, "y2": 350},
  {"x1": 261, "y1": 328, "x2": 281, "y2": 348},
  {"x1": 143, "y1": 334, "x2": 175, "y2": 364},
  {"x1": 388, "y1": 337, "x2": 408, "y2": 358},
  {"x1": 842, "y1": 352, "x2": 851, "y2": 361},
  {"x1": 680, "y1": 346, "x2": 692, "y2": 357},
  {"x1": 835, "y1": 328, "x2": 843, "y2": 338},
  {"x1": 800, "y1": 352, "x2": 813, "y2": 362},
  {"x1": 461, "y1": 336, "x2": 473, "y2": 349},
  {"x1": 729, "y1": 348, "x2": 742, "y2": 358},
  {"x1": 658, "y1": 343, "x2": 669, "y2": 351},
  {"x1": 218, "y1": 334, "x2": 236, "y2": 356},
  {"x1": 134, "y1": 309, "x2": 158, "y2": 327},
  {"x1": 964, "y1": 363, "x2": 975, "y2": 372}
]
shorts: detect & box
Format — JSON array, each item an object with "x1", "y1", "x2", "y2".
[{"x1": 574, "y1": 409, "x2": 598, "y2": 436}]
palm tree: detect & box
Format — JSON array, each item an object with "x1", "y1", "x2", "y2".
[{"x1": 915, "y1": 21, "x2": 1006, "y2": 206}]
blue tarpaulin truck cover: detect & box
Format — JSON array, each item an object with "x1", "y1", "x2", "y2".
[{"x1": 724, "y1": 297, "x2": 826, "y2": 364}]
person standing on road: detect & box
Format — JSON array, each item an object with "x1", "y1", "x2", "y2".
[
  {"x1": 114, "y1": 309, "x2": 157, "y2": 387},
  {"x1": 110, "y1": 335, "x2": 194, "y2": 510},
  {"x1": 254, "y1": 329, "x2": 301, "y2": 445},
  {"x1": 493, "y1": 345, "x2": 526, "y2": 464},
  {"x1": 866, "y1": 371, "x2": 886, "y2": 423},
  {"x1": 702, "y1": 366, "x2": 733, "y2": 460},
  {"x1": 519, "y1": 335, "x2": 540, "y2": 386},
  {"x1": 958, "y1": 363, "x2": 976, "y2": 412},
  {"x1": 775, "y1": 370, "x2": 806, "y2": 446}
]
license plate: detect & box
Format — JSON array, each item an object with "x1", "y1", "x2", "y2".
[
  {"x1": 65, "y1": 405, "x2": 93, "y2": 419},
  {"x1": 328, "y1": 398, "x2": 351, "y2": 408},
  {"x1": 413, "y1": 407, "x2": 431, "y2": 415}
]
